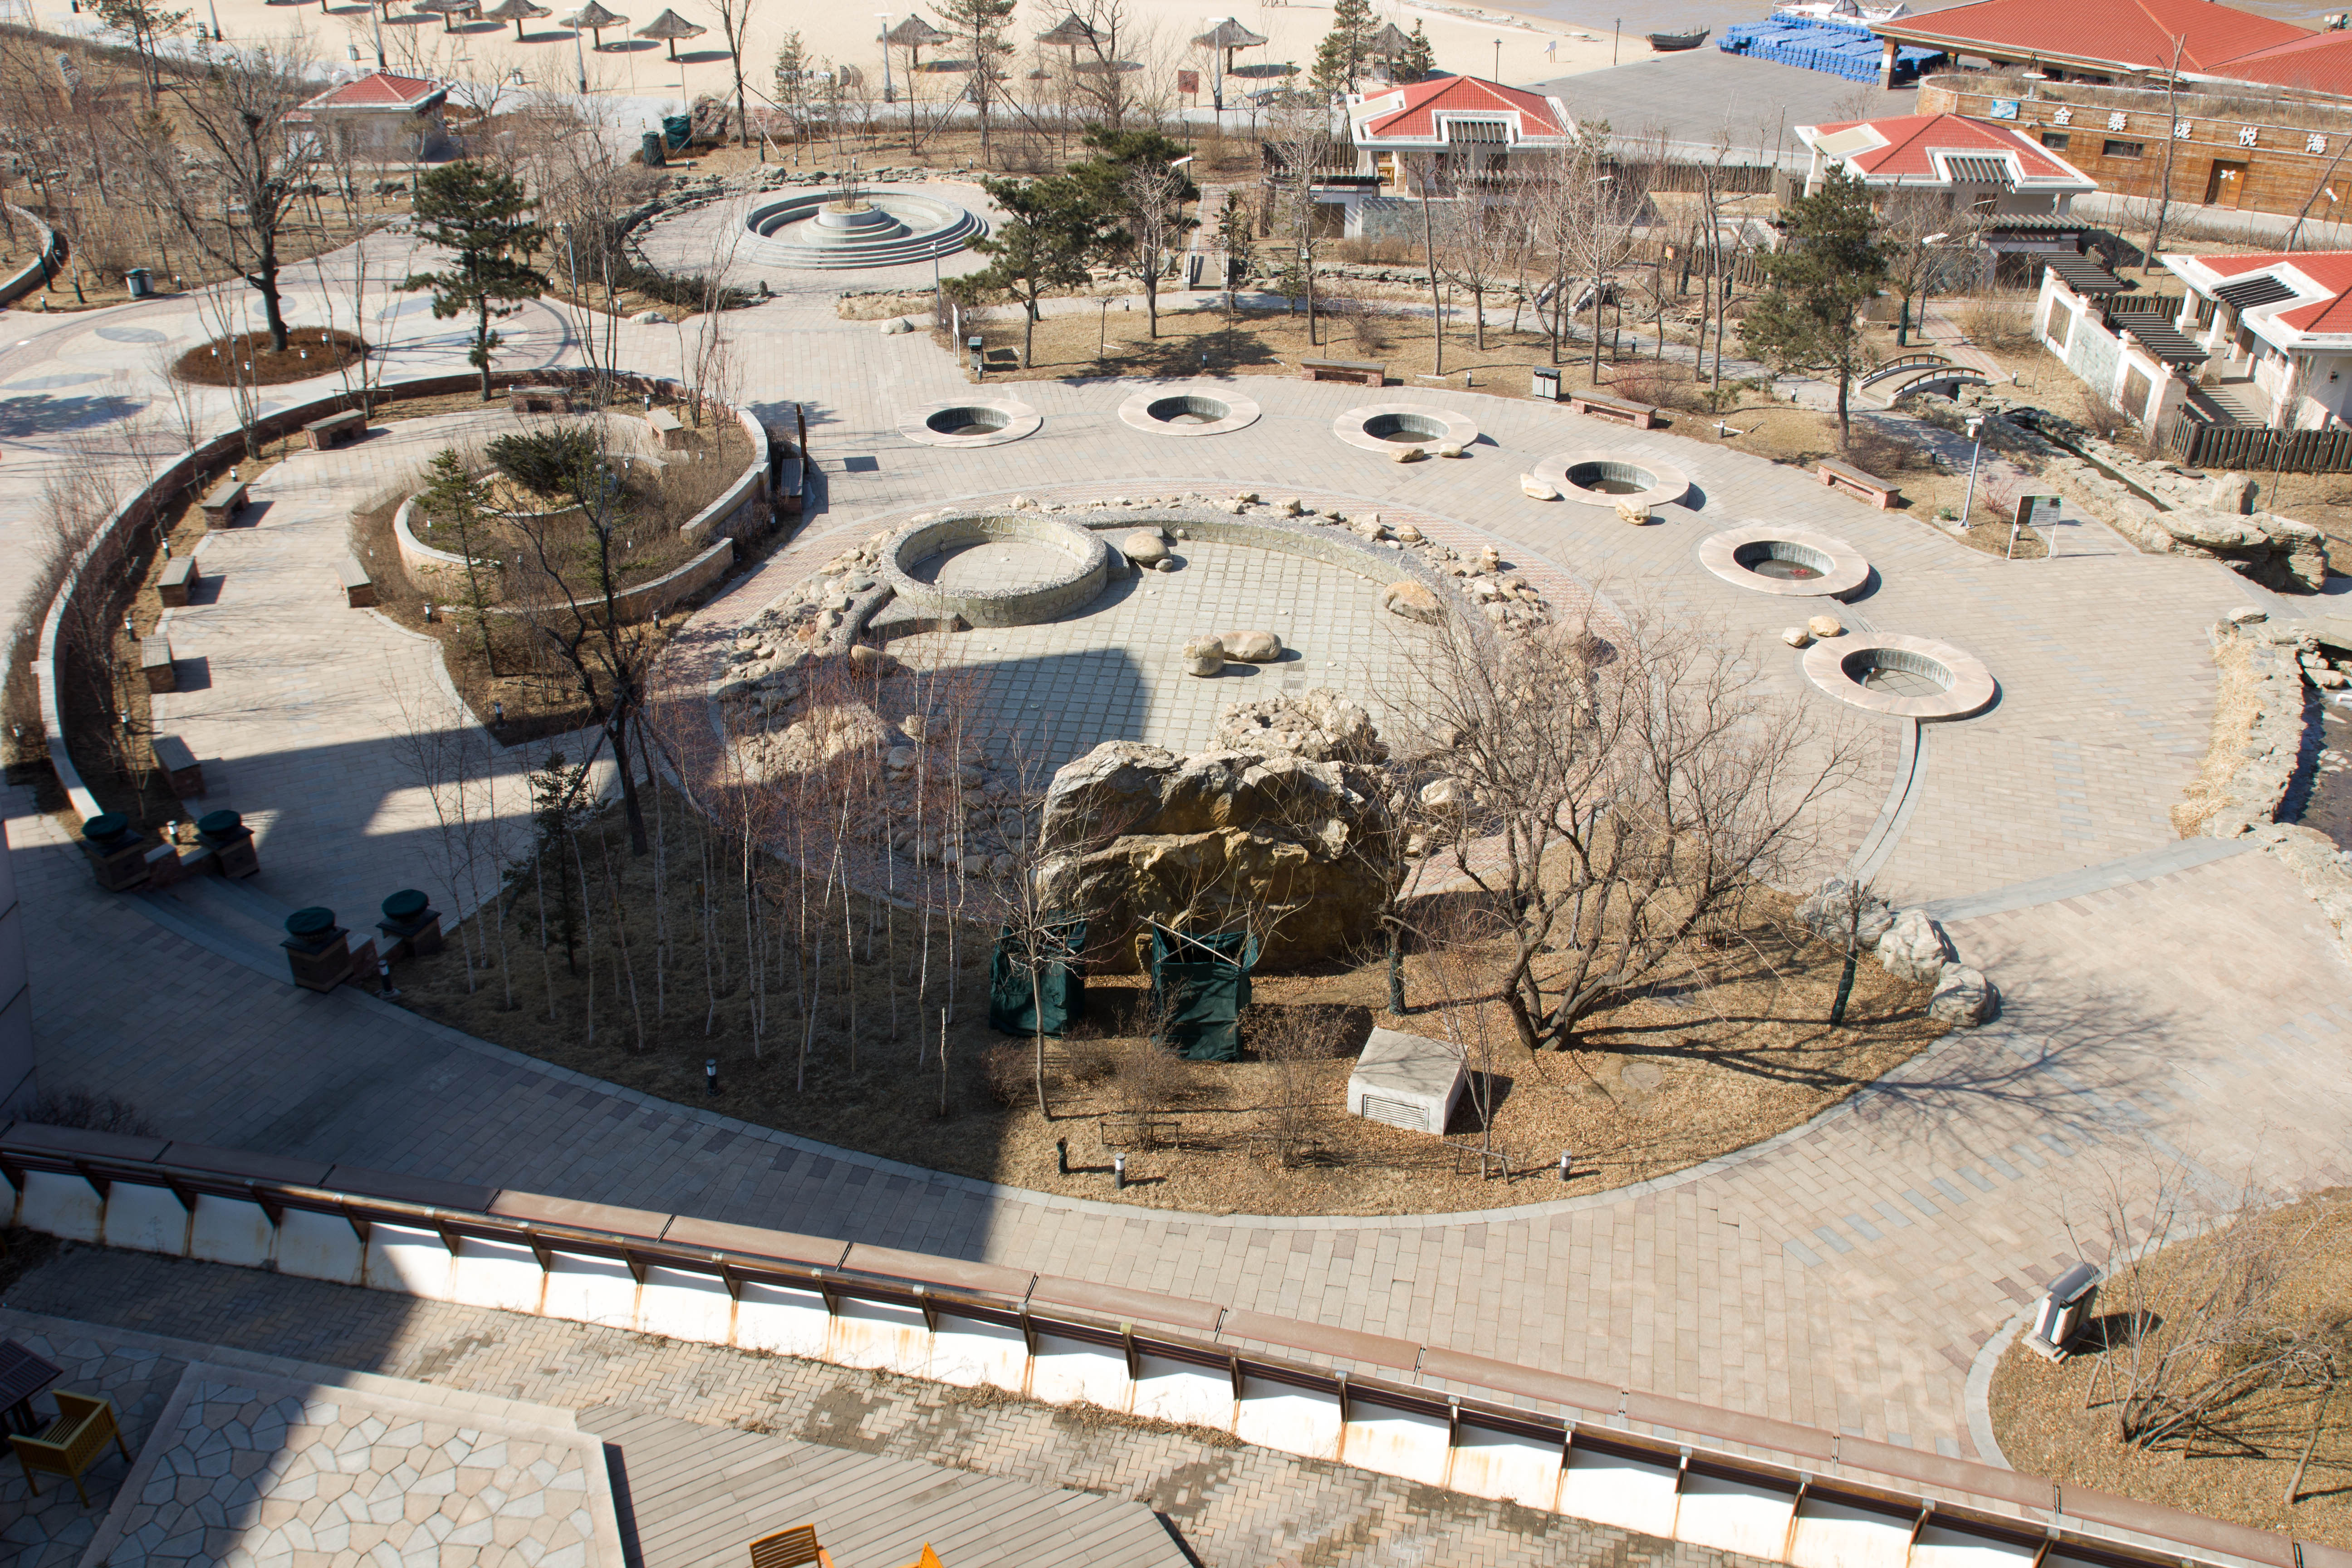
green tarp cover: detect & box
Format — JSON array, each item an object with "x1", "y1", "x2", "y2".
[
  {"x1": 1147, "y1": 926, "x2": 1259, "y2": 1062},
  {"x1": 989, "y1": 920, "x2": 1088, "y2": 1037}
]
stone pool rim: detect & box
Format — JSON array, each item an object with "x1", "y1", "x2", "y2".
[
  {"x1": 1698, "y1": 525, "x2": 1870, "y2": 599},
  {"x1": 1801, "y1": 632, "x2": 1995, "y2": 721},
  {"x1": 1332, "y1": 402, "x2": 1480, "y2": 456},
  {"x1": 1531, "y1": 451, "x2": 1691, "y2": 511},
  {"x1": 1117, "y1": 383, "x2": 1264, "y2": 437},
  {"x1": 897, "y1": 396, "x2": 1043, "y2": 449}
]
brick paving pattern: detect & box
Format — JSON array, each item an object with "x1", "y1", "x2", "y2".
[{"x1": 6, "y1": 1251, "x2": 1768, "y2": 1568}]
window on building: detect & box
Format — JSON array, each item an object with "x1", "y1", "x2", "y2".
[
  {"x1": 2103, "y1": 138, "x2": 2144, "y2": 158},
  {"x1": 2041, "y1": 131, "x2": 2070, "y2": 150}
]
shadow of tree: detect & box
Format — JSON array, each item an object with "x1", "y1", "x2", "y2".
[{"x1": 0, "y1": 393, "x2": 148, "y2": 438}]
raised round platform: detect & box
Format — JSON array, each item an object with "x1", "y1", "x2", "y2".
[
  {"x1": 743, "y1": 190, "x2": 987, "y2": 270},
  {"x1": 1332, "y1": 403, "x2": 1480, "y2": 456},
  {"x1": 897, "y1": 397, "x2": 1043, "y2": 449},
  {"x1": 882, "y1": 513, "x2": 1111, "y2": 627},
  {"x1": 1698, "y1": 525, "x2": 1870, "y2": 598},
  {"x1": 1532, "y1": 452, "x2": 1691, "y2": 511},
  {"x1": 1802, "y1": 633, "x2": 1995, "y2": 721},
  {"x1": 1117, "y1": 384, "x2": 1263, "y2": 437}
]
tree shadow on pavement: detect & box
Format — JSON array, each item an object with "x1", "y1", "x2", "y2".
[{"x1": 0, "y1": 393, "x2": 148, "y2": 438}]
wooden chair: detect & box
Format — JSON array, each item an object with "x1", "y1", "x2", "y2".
[
  {"x1": 896, "y1": 1547, "x2": 945, "y2": 1568},
  {"x1": 748, "y1": 1524, "x2": 835, "y2": 1568},
  {"x1": 10, "y1": 1392, "x2": 131, "y2": 1503}
]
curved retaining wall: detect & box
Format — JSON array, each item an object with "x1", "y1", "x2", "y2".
[
  {"x1": 883, "y1": 514, "x2": 1110, "y2": 627},
  {"x1": 36, "y1": 367, "x2": 769, "y2": 822},
  {"x1": 0, "y1": 204, "x2": 63, "y2": 309},
  {"x1": 391, "y1": 495, "x2": 737, "y2": 624},
  {"x1": 0, "y1": 1118, "x2": 2321, "y2": 1568}
]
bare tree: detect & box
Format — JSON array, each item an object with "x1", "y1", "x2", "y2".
[
  {"x1": 708, "y1": 0, "x2": 760, "y2": 147},
  {"x1": 1385, "y1": 606, "x2": 1864, "y2": 1054},
  {"x1": 143, "y1": 42, "x2": 322, "y2": 353},
  {"x1": 1264, "y1": 95, "x2": 1333, "y2": 344}
]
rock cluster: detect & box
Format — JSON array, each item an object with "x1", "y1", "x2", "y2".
[
  {"x1": 1910, "y1": 395, "x2": 2330, "y2": 591},
  {"x1": 1213, "y1": 688, "x2": 1388, "y2": 764},
  {"x1": 1795, "y1": 877, "x2": 1894, "y2": 948},
  {"x1": 1798, "y1": 878, "x2": 1995, "y2": 1027},
  {"x1": 1036, "y1": 727, "x2": 1396, "y2": 970}
]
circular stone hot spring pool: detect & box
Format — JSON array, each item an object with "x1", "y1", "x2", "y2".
[
  {"x1": 1698, "y1": 527, "x2": 1870, "y2": 598},
  {"x1": 1364, "y1": 411, "x2": 1448, "y2": 444},
  {"x1": 1534, "y1": 451, "x2": 1691, "y2": 510},
  {"x1": 1564, "y1": 459, "x2": 1656, "y2": 495},
  {"x1": 1117, "y1": 385, "x2": 1261, "y2": 436},
  {"x1": 928, "y1": 406, "x2": 1010, "y2": 438},
  {"x1": 1151, "y1": 394, "x2": 1228, "y2": 425}
]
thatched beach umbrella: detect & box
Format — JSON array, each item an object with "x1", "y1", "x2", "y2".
[
  {"x1": 883, "y1": 13, "x2": 948, "y2": 70},
  {"x1": 1367, "y1": 21, "x2": 1411, "y2": 73},
  {"x1": 637, "y1": 7, "x2": 706, "y2": 59},
  {"x1": 412, "y1": 0, "x2": 479, "y2": 33},
  {"x1": 562, "y1": 0, "x2": 626, "y2": 47},
  {"x1": 1191, "y1": 16, "x2": 1266, "y2": 110},
  {"x1": 485, "y1": 0, "x2": 549, "y2": 40}
]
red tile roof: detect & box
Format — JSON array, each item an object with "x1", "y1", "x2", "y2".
[
  {"x1": 2203, "y1": 29, "x2": 2352, "y2": 97},
  {"x1": 299, "y1": 71, "x2": 444, "y2": 110},
  {"x1": 1808, "y1": 113, "x2": 2088, "y2": 182},
  {"x1": 1354, "y1": 73, "x2": 1570, "y2": 142},
  {"x1": 2186, "y1": 250, "x2": 2352, "y2": 332},
  {"x1": 1876, "y1": 0, "x2": 2309, "y2": 74}
]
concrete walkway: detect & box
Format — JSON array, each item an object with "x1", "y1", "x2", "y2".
[{"x1": 3, "y1": 208, "x2": 2348, "y2": 1470}]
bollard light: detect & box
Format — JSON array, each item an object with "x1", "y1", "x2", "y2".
[
  {"x1": 705, "y1": 1057, "x2": 720, "y2": 1095},
  {"x1": 492, "y1": 700, "x2": 505, "y2": 725},
  {"x1": 377, "y1": 958, "x2": 400, "y2": 999},
  {"x1": 1559, "y1": 1148, "x2": 1573, "y2": 1182},
  {"x1": 1055, "y1": 1137, "x2": 1068, "y2": 1175},
  {"x1": 1113, "y1": 1152, "x2": 1127, "y2": 1190}
]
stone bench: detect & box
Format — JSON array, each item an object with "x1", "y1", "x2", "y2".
[
  {"x1": 150, "y1": 733, "x2": 204, "y2": 799},
  {"x1": 200, "y1": 476, "x2": 248, "y2": 529},
  {"x1": 511, "y1": 384, "x2": 572, "y2": 414},
  {"x1": 339, "y1": 554, "x2": 377, "y2": 608},
  {"x1": 157, "y1": 555, "x2": 199, "y2": 607},
  {"x1": 1816, "y1": 459, "x2": 1900, "y2": 510},
  {"x1": 1568, "y1": 391, "x2": 1663, "y2": 430},
  {"x1": 140, "y1": 636, "x2": 176, "y2": 693},
  {"x1": 1299, "y1": 357, "x2": 1386, "y2": 386},
  {"x1": 647, "y1": 407, "x2": 688, "y2": 449},
  {"x1": 304, "y1": 409, "x2": 366, "y2": 451}
]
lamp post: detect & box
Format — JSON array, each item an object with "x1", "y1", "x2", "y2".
[
  {"x1": 1492, "y1": 37, "x2": 1501, "y2": 78},
  {"x1": 1959, "y1": 413, "x2": 1985, "y2": 530},
  {"x1": 875, "y1": 13, "x2": 895, "y2": 104},
  {"x1": 1907, "y1": 230, "x2": 1949, "y2": 348},
  {"x1": 573, "y1": 24, "x2": 588, "y2": 93}
]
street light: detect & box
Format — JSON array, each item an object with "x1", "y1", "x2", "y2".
[
  {"x1": 1906, "y1": 231, "x2": 1950, "y2": 348},
  {"x1": 1959, "y1": 413, "x2": 1985, "y2": 531},
  {"x1": 1492, "y1": 36, "x2": 1501, "y2": 78},
  {"x1": 875, "y1": 13, "x2": 895, "y2": 104}
]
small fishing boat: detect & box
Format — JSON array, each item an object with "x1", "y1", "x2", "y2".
[{"x1": 1646, "y1": 27, "x2": 1709, "y2": 49}]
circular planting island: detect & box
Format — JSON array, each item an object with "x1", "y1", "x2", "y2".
[
  {"x1": 1533, "y1": 453, "x2": 1691, "y2": 511},
  {"x1": 882, "y1": 514, "x2": 1111, "y2": 627},
  {"x1": 1699, "y1": 526, "x2": 1870, "y2": 598},
  {"x1": 743, "y1": 189, "x2": 986, "y2": 269},
  {"x1": 1333, "y1": 403, "x2": 1480, "y2": 456},
  {"x1": 1803, "y1": 634, "x2": 1996, "y2": 721},
  {"x1": 1117, "y1": 385, "x2": 1262, "y2": 436},
  {"x1": 897, "y1": 397, "x2": 1042, "y2": 449}
]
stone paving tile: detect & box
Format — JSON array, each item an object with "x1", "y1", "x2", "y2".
[
  {"x1": 0, "y1": 1325, "x2": 187, "y2": 1568},
  {"x1": 7, "y1": 1255, "x2": 1769, "y2": 1568}
]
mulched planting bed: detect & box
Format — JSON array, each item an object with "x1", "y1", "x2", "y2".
[{"x1": 172, "y1": 329, "x2": 369, "y2": 387}]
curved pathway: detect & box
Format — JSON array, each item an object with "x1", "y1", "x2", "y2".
[{"x1": 3, "y1": 218, "x2": 2349, "y2": 1470}]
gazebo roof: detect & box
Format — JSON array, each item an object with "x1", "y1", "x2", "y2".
[
  {"x1": 636, "y1": 7, "x2": 706, "y2": 39},
  {"x1": 1368, "y1": 22, "x2": 1412, "y2": 54},
  {"x1": 1034, "y1": 12, "x2": 1095, "y2": 45},
  {"x1": 884, "y1": 14, "x2": 949, "y2": 45},
  {"x1": 1192, "y1": 17, "x2": 1267, "y2": 49},
  {"x1": 563, "y1": 1, "x2": 626, "y2": 26}
]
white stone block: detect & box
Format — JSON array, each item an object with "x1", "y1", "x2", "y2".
[
  {"x1": 364, "y1": 1222, "x2": 456, "y2": 1299},
  {"x1": 1233, "y1": 1380, "x2": 1342, "y2": 1462},
  {"x1": 541, "y1": 1250, "x2": 639, "y2": 1328},
  {"x1": 1788, "y1": 1493, "x2": 1920, "y2": 1568},
  {"x1": 1559, "y1": 1442, "x2": 1681, "y2": 1539},
  {"x1": 829, "y1": 1295, "x2": 931, "y2": 1375},
  {"x1": 189, "y1": 1194, "x2": 276, "y2": 1268},
  {"x1": 19, "y1": 1169, "x2": 103, "y2": 1241},
  {"x1": 447, "y1": 1235, "x2": 545, "y2": 1315},
  {"x1": 1674, "y1": 1470, "x2": 1797, "y2": 1559},
  {"x1": 276, "y1": 1208, "x2": 365, "y2": 1285},
  {"x1": 927, "y1": 1312, "x2": 1027, "y2": 1392},
  {"x1": 1339, "y1": 1400, "x2": 1452, "y2": 1485},
  {"x1": 1131, "y1": 1353, "x2": 1232, "y2": 1431},
  {"x1": 636, "y1": 1264, "x2": 734, "y2": 1345},
  {"x1": 1029, "y1": 1331, "x2": 1130, "y2": 1410},
  {"x1": 1910, "y1": 1524, "x2": 2042, "y2": 1568},
  {"x1": 1448, "y1": 1418, "x2": 1563, "y2": 1509},
  {"x1": 1346, "y1": 1027, "x2": 1465, "y2": 1134},
  {"x1": 731, "y1": 1279, "x2": 831, "y2": 1357}
]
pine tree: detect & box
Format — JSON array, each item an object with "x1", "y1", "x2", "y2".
[
  {"x1": 1740, "y1": 169, "x2": 1886, "y2": 446},
  {"x1": 1312, "y1": 0, "x2": 1377, "y2": 97},
  {"x1": 967, "y1": 175, "x2": 1107, "y2": 366},
  {"x1": 1398, "y1": 21, "x2": 1437, "y2": 83},
  {"x1": 404, "y1": 162, "x2": 549, "y2": 401}
]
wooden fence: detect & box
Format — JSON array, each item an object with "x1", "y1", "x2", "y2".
[{"x1": 2163, "y1": 416, "x2": 2352, "y2": 474}]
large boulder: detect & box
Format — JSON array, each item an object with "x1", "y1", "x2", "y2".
[
  {"x1": 1036, "y1": 740, "x2": 1396, "y2": 970},
  {"x1": 1876, "y1": 909, "x2": 1948, "y2": 985},
  {"x1": 1796, "y1": 877, "x2": 1894, "y2": 949},
  {"x1": 1213, "y1": 688, "x2": 1389, "y2": 764},
  {"x1": 1220, "y1": 629, "x2": 1284, "y2": 662},
  {"x1": 1382, "y1": 580, "x2": 1442, "y2": 624},
  {"x1": 1929, "y1": 963, "x2": 1997, "y2": 1027}
]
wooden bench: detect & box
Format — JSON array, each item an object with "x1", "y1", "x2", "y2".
[
  {"x1": 151, "y1": 733, "x2": 205, "y2": 799},
  {"x1": 776, "y1": 451, "x2": 804, "y2": 518},
  {"x1": 339, "y1": 554, "x2": 377, "y2": 608},
  {"x1": 304, "y1": 408, "x2": 365, "y2": 450},
  {"x1": 747, "y1": 1524, "x2": 835, "y2": 1568},
  {"x1": 201, "y1": 476, "x2": 248, "y2": 528},
  {"x1": 1816, "y1": 458, "x2": 1901, "y2": 510},
  {"x1": 511, "y1": 384, "x2": 572, "y2": 414},
  {"x1": 1567, "y1": 391, "x2": 1663, "y2": 430},
  {"x1": 140, "y1": 636, "x2": 176, "y2": 693},
  {"x1": 157, "y1": 555, "x2": 199, "y2": 607},
  {"x1": 647, "y1": 407, "x2": 689, "y2": 449},
  {"x1": 1299, "y1": 356, "x2": 1386, "y2": 386}
]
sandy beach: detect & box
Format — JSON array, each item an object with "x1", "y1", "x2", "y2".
[{"x1": 65, "y1": 0, "x2": 1624, "y2": 120}]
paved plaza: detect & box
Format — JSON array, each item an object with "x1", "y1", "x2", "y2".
[{"x1": 2, "y1": 197, "x2": 2349, "y2": 1491}]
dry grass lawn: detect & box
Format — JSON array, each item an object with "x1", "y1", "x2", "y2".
[
  {"x1": 392, "y1": 789, "x2": 1947, "y2": 1215},
  {"x1": 1990, "y1": 1189, "x2": 2352, "y2": 1547}
]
